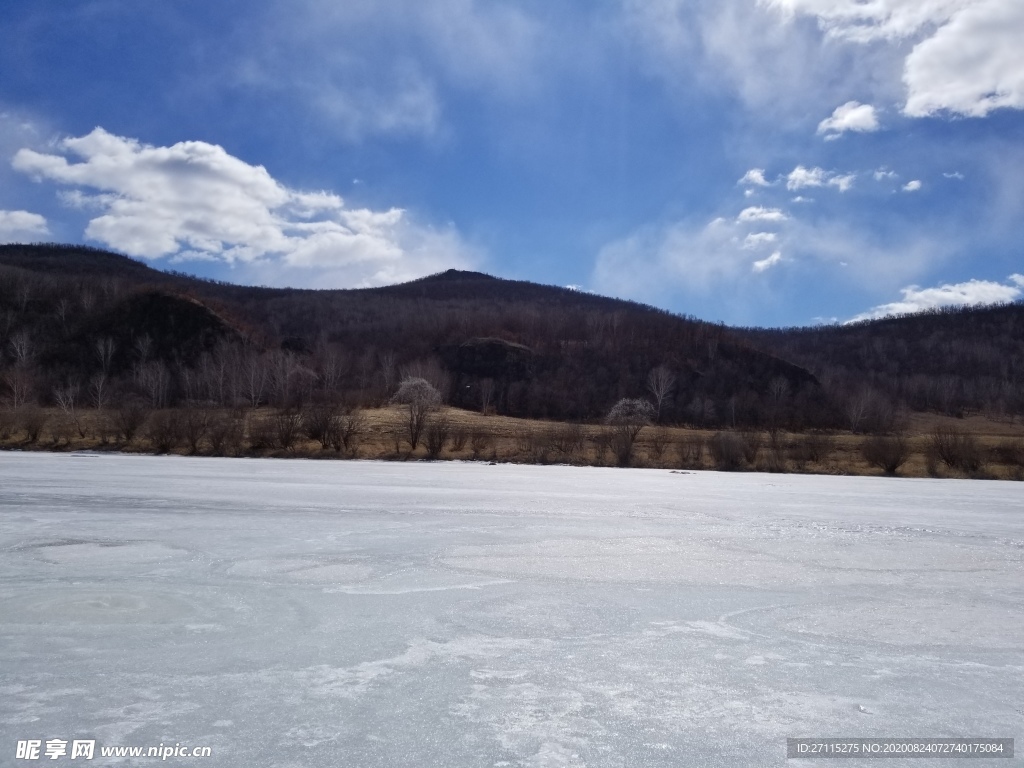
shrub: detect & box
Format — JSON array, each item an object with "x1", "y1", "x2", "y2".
[
  {"x1": 424, "y1": 417, "x2": 451, "y2": 460},
  {"x1": 113, "y1": 402, "x2": 149, "y2": 444},
  {"x1": 0, "y1": 409, "x2": 15, "y2": 440},
  {"x1": 274, "y1": 409, "x2": 304, "y2": 451},
  {"x1": 787, "y1": 432, "x2": 834, "y2": 468},
  {"x1": 182, "y1": 407, "x2": 210, "y2": 453},
  {"x1": 676, "y1": 434, "x2": 704, "y2": 468},
  {"x1": 146, "y1": 411, "x2": 181, "y2": 453},
  {"x1": 247, "y1": 414, "x2": 277, "y2": 451},
  {"x1": 327, "y1": 408, "x2": 365, "y2": 456},
  {"x1": 19, "y1": 407, "x2": 47, "y2": 444},
  {"x1": 647, "y1": 427, "x2": 670, "y2": 462},
  {"x1": 469, "y1": 430, "x2": 492, "y2": 460},
  {"x1": 304, "y1": 403, "x2": 340, "y2": 449},
  {"x1": 738, "y1": 431, "x2": 762, "y2": 465},
  {"x1": 929, "y1": 426, "x2": 983, "y2": 473},
  {"x1": 708, "y1": 431, "x2": 745, "y2": 471},
  {"x1": 991, "y1": 439, "x2": 1024, "y2": 467},
  {"x1": 548, "y1": 423, "x2": 585, "y2": 458},
  {"x1": 861, "y1": 434, "x2": 911, "y2": 475},
  {"x1": 764, "y1": 430, "x2": 787, "y2": 473},
  {"x1": 449, "y1": 426, "x2": 469, "y2": 453},
  {"x1": 208, "y1": 413, "x2": 244, "y2": 455}
]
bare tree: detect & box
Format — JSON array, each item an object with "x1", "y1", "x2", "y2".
[
  {"x1": 391, "y1": 376, "x2": 441, "y2": 450},
  {"x1": 89, "y1": 372, "x2": 109, "y2": 410},
  {"x1": 136, "y1": 361, "x2": 171, "y2": 408},
  {"x1": 479, "y1": 378, "x2": 496, "y2": 413},
  {"x1": 53, "y1": 382, "x2": 86, "y2": 438},
  {"x1": 768, "y1": 376, "x2": 790, "y2": 403},
  {"x1": 378, "y1": 350, "x2": 397, "y2": 395},
  {"x1": 8, "y1": 331, "x2": 32, "y2": 363},
  {"x1": 2, "y1": 368, "x2": 34, "y2": 409},
  {"x1": 241, "y1": 350, "x2": 268, "y2": 408},
  {"x1": 133, "y1": 334, "x2": 152, "y2": 366},
  {"x1": 646, "y1": 365, "x2": 676, "y2": 422},
  {"x1": 95, "y1": 337, "x2": 116, "y2": 375},
  {"x1": 605, "y1": 398, "x2": 655, "y2": 466}
]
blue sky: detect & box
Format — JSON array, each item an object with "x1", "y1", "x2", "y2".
[{"x1": 1, "y1": 0, "x2": 1022, "y2": 327}]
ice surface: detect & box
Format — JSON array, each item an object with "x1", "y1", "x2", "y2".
[{"x1": 1, "y1": 453, "x2": 1021, "y2": 767}]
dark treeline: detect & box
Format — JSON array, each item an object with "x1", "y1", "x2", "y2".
[
  {"x1": 0, "y1": 243, "x2": 833, "y2": 429},
  {"x1": 738, "y1": 303, "x2": 1024, "y2": 427},
  {"x1": 4, "y1": 243, "x2": 1021, "y2": 434}
]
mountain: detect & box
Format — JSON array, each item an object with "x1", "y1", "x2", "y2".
[
  {"x1": 3, "y1": 242, "x2": 1022, "y2": 428},
  {"x1": 737, "y1": 303, "x2": 1024, "y2": 424},
  {"x1": 0, "y1": 243, "x2": 832, "y2": 426}
]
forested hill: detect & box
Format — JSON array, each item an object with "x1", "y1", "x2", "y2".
[
  {"x1": 737, "y1": 303, "x2": 1024, "y2": 423},
  {"x1": 1, "y1": 242, "x2": 1021, "y2": 428}
]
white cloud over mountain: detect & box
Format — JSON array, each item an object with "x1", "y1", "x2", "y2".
[
  {"x1": 12, "y1": 128, "x2": 476, "y2": 287},
  {"x1": 0, "y1": 209, "x2": 48, "y2": 240},
  {"x1": 850, "y1": 274, "x2": 1024, "y2": 321}
]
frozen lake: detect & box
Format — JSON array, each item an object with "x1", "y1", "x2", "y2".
[{"x1": 1, "y1": 453, "x2": 1021, "y2": 767}]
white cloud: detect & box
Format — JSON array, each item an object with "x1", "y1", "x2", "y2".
[
  {"x1": 849, "y1": 274, "x2": 1024, "y2": 322},
  {"x1": 232, "y1": 0, "x2": 549, "y2": 141},
  {"x1": 738, "y1": 168, "x2": 772, "y2": 186},
  {"x1": 623, "y1": 0, "x2": 901, "y2": 123},
  {"x1": 592, "y1": 216, "x2": 750, "y2": 299},
  {"x1": 943, "y1": 171, "x2": 965, "y2": 180},
  {"x1": 903, "y1": 180, "x2": 922, "y2": 192},
  {"x1": 752, "y1": 251, "x2": 783, "y2": 272},
  {"x1": 738, "y1": 206, "x2": 788, "y2": 222},
  {"x1": 786, "y1": 165, "x2": 855, "y2": 191},
  {"x1": 742, "y1": 232, "x2": 779, "y2": 249},
  {"x1": 874, "y1": 168, "x2": 898, "y2": 181},
  {"x1": 829, "y1": 173, "x2": 856, "y2": 192},
  {"x1": 762, "y1": 0, "x2": 1024, "y2": 117},
  {"x1": 0, "y1": 209, "x2": 49, "y2": 241},
  {"x1": 786, "y1": 165, "x2": 827, "y2": 190},
  {"x1": 817, "y1": 101, "x2": 880, "y2": 138},
  {"x1": 904, "y1": 1, "x2": 1024, "y2": 117},
  {"x1": 12, "y1": 128, "x2": 477, "y2": 287}
]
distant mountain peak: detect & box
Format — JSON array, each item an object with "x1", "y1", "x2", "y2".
[{"x1": 412, "y1": 269, "x2": 499, "y2": 283}]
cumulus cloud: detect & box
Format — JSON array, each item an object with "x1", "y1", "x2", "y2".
[
  {"x1": 738, "y1": 168, "x2": 772, "y2": 186},
  {"x1": 738, "y1": 206, "x2": 788, "y2": 222},
  {"x1": 849, "y1": 274, "x2": 1024, "y2": 321},
  {"x1": 742, "y1": 232, "x2": 779, "y2": 249},
  {"x1": 762, "y1": 0, "x2": 1024, "y2": 117},
  {"x1": 0, "y1": 209, "x2": 49, "y2": 240},
  {"x1": 817, "y1": 101, "x2": 880, "y2": 138},
  {"x1": 12, "y1": 128, "x2": 477, "y2": 287},
  {"x1": 786, "y1": 165, "x2": 856, "y2": 192},
  {"x1": 874, "y1": 168, "x2": 898, "y2": 181},
  {"x1": 752, "y1": 251, "x2": 783, "y2": 272},
  {"x1": 903, "y1": 180, "x2": 922, "y2": 192},
  {"x1": 903, "y1": 1, "x2": 1024, "y2": 117}
]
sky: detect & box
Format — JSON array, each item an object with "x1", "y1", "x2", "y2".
[{"x1": 1, "y1": 0, "x2": 1022, "y2": 327}]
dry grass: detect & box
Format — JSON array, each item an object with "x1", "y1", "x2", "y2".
[{"x1": 2, "y1": 405, "x2": 1022, "y2": 480}]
